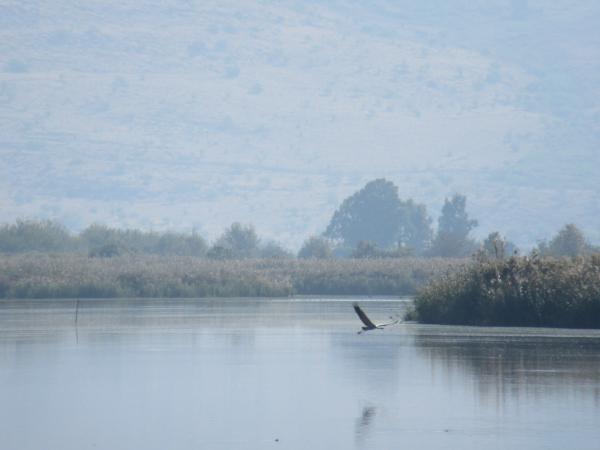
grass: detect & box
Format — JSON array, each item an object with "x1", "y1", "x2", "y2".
[
  {"x1": 0, "y1": 255, "x2": 464, "y2": 299},
  {"x1": 410, "y1": 255, "x2": 600, "y2": 328}
]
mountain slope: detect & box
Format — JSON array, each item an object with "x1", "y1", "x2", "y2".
[{"x1": 1, "y1": 0, "x2": 598, "y2": 248}]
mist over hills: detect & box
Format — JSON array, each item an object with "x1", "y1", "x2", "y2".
[{"x1": 1, "y1": 0, "x2": 599, "y2": 249}]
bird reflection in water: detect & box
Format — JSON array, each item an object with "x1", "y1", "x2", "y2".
[{"x1": 355, "y1": 406, "x2": 377, "y2": 448}]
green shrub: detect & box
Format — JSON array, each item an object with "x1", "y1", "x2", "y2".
[
  {"x1": 0, "y1": 220, "x2": 77, "y2": 253},
  {"x1": 412, "y1": 256, "x2": 600, "y2": 328}
]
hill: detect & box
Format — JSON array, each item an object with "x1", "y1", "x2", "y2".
[{"x1": 1, "y1": 0, "x2": 599, "y2": 248}]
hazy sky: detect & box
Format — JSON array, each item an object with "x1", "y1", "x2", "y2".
[{"x1": 1, "y1": 0, "x2": 599, "y2": 248}]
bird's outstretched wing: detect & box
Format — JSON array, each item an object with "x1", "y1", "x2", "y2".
[
  {"x1": 377, "y1": 318, "x2": 400, "y2": 328},
  {"x1": 353, "y1": 303, "x2": 378, "y2": 329}
]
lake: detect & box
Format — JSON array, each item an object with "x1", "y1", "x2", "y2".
[{"x1": 1, "y1": 298, "x2": 599, "y2": 450}]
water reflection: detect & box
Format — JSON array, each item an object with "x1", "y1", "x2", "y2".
[
  {"x1": 354, "y1": 406, "x2": 376, "y2": 449},
  {"x1": 413, "y1": 328, "x2": 600, "y2": 407},
  {"x1": 1, "y1": 299, "x2": 600, "y2": 450}
]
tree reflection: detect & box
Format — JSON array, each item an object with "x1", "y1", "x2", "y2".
[{"x1": 413, "y1": 330, "x2": 600, "y2": 406}]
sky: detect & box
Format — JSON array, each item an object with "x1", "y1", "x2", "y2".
[{"x1": 1, "y1": 0, "x2": 599, "y2": 249}]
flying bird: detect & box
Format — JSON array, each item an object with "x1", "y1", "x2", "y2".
[{"x1": 353, "y1": 303, "x2": 399, "y2": 334}]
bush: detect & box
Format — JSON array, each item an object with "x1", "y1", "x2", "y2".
[
  {"x1": 540, "y1": 224, "x2": 590, "y2": 257},
  {"x1": 0, "y1": 220, "x2": 77, "y2": 253},
  {"x1": 298, "y1": 236, "x2": 333, "y2": 259},
  {"x1": 81, "y1": 224, "x2": 207, "y2": 256},
  {"x1": 412, "y1": 256, "x2": 600, "y2": 328},
  {"x1": 211, "y1": 223, "x2": 259, "y2": 259}
]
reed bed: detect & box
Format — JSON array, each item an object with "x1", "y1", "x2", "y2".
[
  {"x1": 0, "y1": 255, "x2": 464, "y2": 299},
  {"x1": 411, "y1": 256, "x2": 600, "y2": 328}
]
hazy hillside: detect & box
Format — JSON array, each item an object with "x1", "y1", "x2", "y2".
[{"x1": 1, "y1": 0, "x2": 598, "y2": 248}]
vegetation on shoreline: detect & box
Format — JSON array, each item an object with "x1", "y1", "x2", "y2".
[
  {"x1": 2, "y1": 180, "x2": 597, "y2": 261},
  {"x1": 2, "y1": 178, "x2": 598, "y2": 325},
  {"x1": 0, "y1": 255, "x2": 464, "y2": 299},
  {"x1": 410, "y1": 256, "x2": 600, "y2": 329}
]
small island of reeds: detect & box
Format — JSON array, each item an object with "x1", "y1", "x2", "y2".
[{"x1": 409, "y1": 255, "x2": 600, "y2": 329}]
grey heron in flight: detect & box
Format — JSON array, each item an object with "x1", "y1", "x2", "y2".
[{"x1": 353, "y1": 303, "x2": 399, "y2": 334}]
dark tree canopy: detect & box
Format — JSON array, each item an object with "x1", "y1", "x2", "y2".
[
  {"x1": 429, "y1": 194, "x2": 478, "y2": 257},
  {"x1": 397, "y1": 199, "x2": 432, "y2": 255},
  {"x1": 323, "y1": 179, "x2": 432, "y2": 252},
  {"x1": 437, "y1": 194, "x2": 478, "y2": 239},
  {"x1": 324, "y1": 179, "x2": 400, "y2": 248}
]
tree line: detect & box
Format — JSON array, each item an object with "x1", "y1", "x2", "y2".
[
  {"x1": 304, "y1": 178, "x2": 597, "y2": 259},
  {"x1": 0, "y1": 178, "x2": 597, "y2": 259}
]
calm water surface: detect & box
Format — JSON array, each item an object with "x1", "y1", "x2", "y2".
[{"x1": 1, "y1": 298, "x2": 599, "y2": 450}]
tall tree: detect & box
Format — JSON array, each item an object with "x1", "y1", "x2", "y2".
[
  {"x1": 438, "y1": 194, "x2": 478, "y2": 238},
  {"x1": 429, "y1": 194, "x2": 478, "y2": 257},
  {"x1": 324, "y1": 179, "x2": 400, "y2": 248},
  {"x1": 397, "y1": 199, "x2": 433, "y2": 255},
  {"x1": 546, "y1": 223, "x2": 588, "y2": 257},
  {"x1": 323, "y1": 179, "x2": 432, "y2": 253}
]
